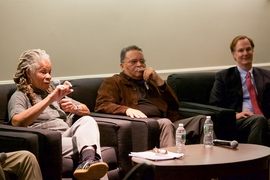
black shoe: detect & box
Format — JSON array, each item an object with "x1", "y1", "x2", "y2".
[{"x1": 73, "y1": 153, "x2": 108, "y2": 180}]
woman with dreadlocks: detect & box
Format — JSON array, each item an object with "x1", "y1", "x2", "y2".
[{"x1": 7, "y1": 49, "x2": 108, "y2": 180}]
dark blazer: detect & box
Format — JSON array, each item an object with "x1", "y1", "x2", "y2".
[{"x1": 209, "y1": 66, "x2": 270, "y2": 119}]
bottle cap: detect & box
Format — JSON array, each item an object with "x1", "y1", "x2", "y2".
[
  {"x1": 178, "y1": 123, "x2": 184, "y2": 127},
  {"x1": 206, "y1": 116, "x2": 211, "y2": 119}
]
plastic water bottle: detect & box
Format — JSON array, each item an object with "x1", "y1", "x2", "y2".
[
  {"x1": 175, "y1": 123, "x2": 186, "y2": 155},
  {"x1": 204, "y1": 116, "x2": 214, "y2": 148}
]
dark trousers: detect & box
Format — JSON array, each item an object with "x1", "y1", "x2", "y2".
[{"x1": 236, "y1": 114, "x2": 270, "y2": 146}]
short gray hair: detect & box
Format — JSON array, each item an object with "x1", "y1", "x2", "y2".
[{"x1": 120, "y1": 45, "x2": 142, "y2": 63}]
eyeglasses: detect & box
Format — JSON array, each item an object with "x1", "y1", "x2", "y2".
[{"x1": 125, "y1": 59, "x2": 146, "y2": 65}]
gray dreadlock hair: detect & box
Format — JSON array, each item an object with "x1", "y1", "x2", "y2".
[{"x1": 13, "y1": 49, "x2": 51, "y2": 105}]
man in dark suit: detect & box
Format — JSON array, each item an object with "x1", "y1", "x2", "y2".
[{"x1": 209, "y1": 35, "x2": 270, "y2": 146}]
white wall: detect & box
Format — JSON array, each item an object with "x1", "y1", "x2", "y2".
[{"x1": 0, "y1": 0, "x2": 270, "y2": 82}]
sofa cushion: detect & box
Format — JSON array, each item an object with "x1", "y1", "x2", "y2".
[
  {"x1": 101, "y1": 146, "x2": 119, "y2": 180},
  {"x1": 167, "y1": 72, "x2": 216, "y2": 104},
  {"x1": 167, "y1": 72, "x2": 236, "y2": 141},
  {"x1": 67, "y1": 78, "x2": 105, "y2": 111},
  {"x1": 0, "y1": 83, "x2": 16, "y2": 123},
  {"x1": 94, "y1": 117, "x2": 133, "y2": 178}
]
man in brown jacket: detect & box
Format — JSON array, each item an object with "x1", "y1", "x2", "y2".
[{"x1": 95, "y1": 45, "x2": 206, "y2": 147}]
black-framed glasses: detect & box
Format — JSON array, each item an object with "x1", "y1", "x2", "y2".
[{"x1": 126, "y1": 59, "x2": 146, "y2": 65}]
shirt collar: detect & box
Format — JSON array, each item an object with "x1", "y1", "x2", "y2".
[{"x1": 237, "y1": 66, "x2": 254, "y2": 79}]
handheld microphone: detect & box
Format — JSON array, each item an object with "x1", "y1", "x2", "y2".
[
  {"x1": 52, "y1": 79, "x2": 72, "y2": 100},
  {"x1": 52, "y1": 79, "x2": 73, "y2": 90},
  {"x1": 213, "y1": 139, "x2": 238, "y2": 148},
  {"x1": 52, "y1": 79, "x2": 61, "y2": 89},
  {"x1": 0, "y1": 152, "x2": 7, "y2": 162}
]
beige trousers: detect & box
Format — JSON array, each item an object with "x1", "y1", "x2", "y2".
[
  {"x1": 0, "y1": 150, "x2": 42, "y2": 180},
  {"x1": 157, "y1": 118, "x2": 176, "y2": 147}
]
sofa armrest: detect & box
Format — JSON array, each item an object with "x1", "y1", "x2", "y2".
[
  {"x1": 94, "y1": 117, "x2": 133, "y2": 178},
  {"x1": 0, "y1": 124, "x2": 62, "y2": 180},
  {"x1": 91, "y1": 112, "x2": 160, "y2": 151},
  {"x1": 179, "y1": 107, "x2": 216, "y2": 118},
  {"x1": 179, "y1": 102, "x2": 236, "y2": 140},
  {"x1": 0, "y1": 131, "x2": 39, "y2": 157}
]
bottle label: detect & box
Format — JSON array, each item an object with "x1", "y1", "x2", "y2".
[
  {"x1": 204, "y1": 125, "x2": 213, "y2": 131},
  {"x1": 181, "y1": 134, "x2": 186, "y2": 141},
  {"x1": 176, "y1": 133, "x2": 186, "y2": 141}
]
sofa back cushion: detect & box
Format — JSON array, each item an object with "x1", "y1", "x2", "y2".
[
  {"x1": 67, "y1": 78, "x2": 105, "y2": 111},
  {"x1": 167, "y1": 72, "x2": 216, "y2": 105},
  {"x1": 0, "y1": 77, "x2": 105, "y2": 123},
  {"x1": 0, "y1": 83, "x2": 17, "y2": 123}
]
